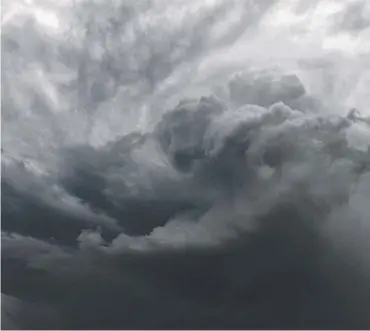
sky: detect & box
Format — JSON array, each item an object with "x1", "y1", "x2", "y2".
[{"x1": 1, "y1": 0, "x2": 370, "y2": 329}]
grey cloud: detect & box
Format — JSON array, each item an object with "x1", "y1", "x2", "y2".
[
  {"x1": 331, "y1": 1, "x2": 370, "y2": 34},
  {"x1": 3, "y1": 68, "x2": 370, "y2": 328},
  {"x1": 2, "y1": 0, "x2": 370, "y2": 329},
  {"x1": 1, "y1": 294, "x2": 61, "y2": 330}
]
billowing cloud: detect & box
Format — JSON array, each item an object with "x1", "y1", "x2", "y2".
[{"x1": 2, "y1": 0, "x2": 370, "y2": 329}]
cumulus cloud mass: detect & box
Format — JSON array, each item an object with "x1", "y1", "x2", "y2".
[{"x1": 1, "y1": 0, "x2": 370, "y2": 329}]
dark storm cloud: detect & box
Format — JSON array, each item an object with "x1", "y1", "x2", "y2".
[
  {"x1": 1, "y1": 158, "x2": 122, "y2": 245},
  {"x1": 2, "y1": 0, "x2": 370, "y2": 329},
  {"x1": 1, "y1": 293, "x2": 61, "y2": 330},
  {"x1": 2, "y1": 82, "x2": 370, "y2": 329},
  {"x1": 2, "y1": 194, "x2": 370, "y2": 329}
]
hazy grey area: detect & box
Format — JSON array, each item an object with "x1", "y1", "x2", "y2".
[{"x1": 1, "y1": 0, "x2": 370, "y2": 329}]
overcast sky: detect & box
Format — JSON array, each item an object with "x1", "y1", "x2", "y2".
[{"x1": 1, "y1": 0, "x2": 370, "y2": 329}]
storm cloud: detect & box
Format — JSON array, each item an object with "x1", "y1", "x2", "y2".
[{"x1": 1, "y1": 0, "x2": 370, "y2": 329}]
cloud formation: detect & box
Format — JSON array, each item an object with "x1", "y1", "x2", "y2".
[{"x1": 2, "y1": 0, "x2": 370, "y2": 329}]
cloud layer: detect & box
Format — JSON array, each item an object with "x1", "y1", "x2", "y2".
[{"x1": 2, "y1": 0, "x2": 370, "y2": 329}]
